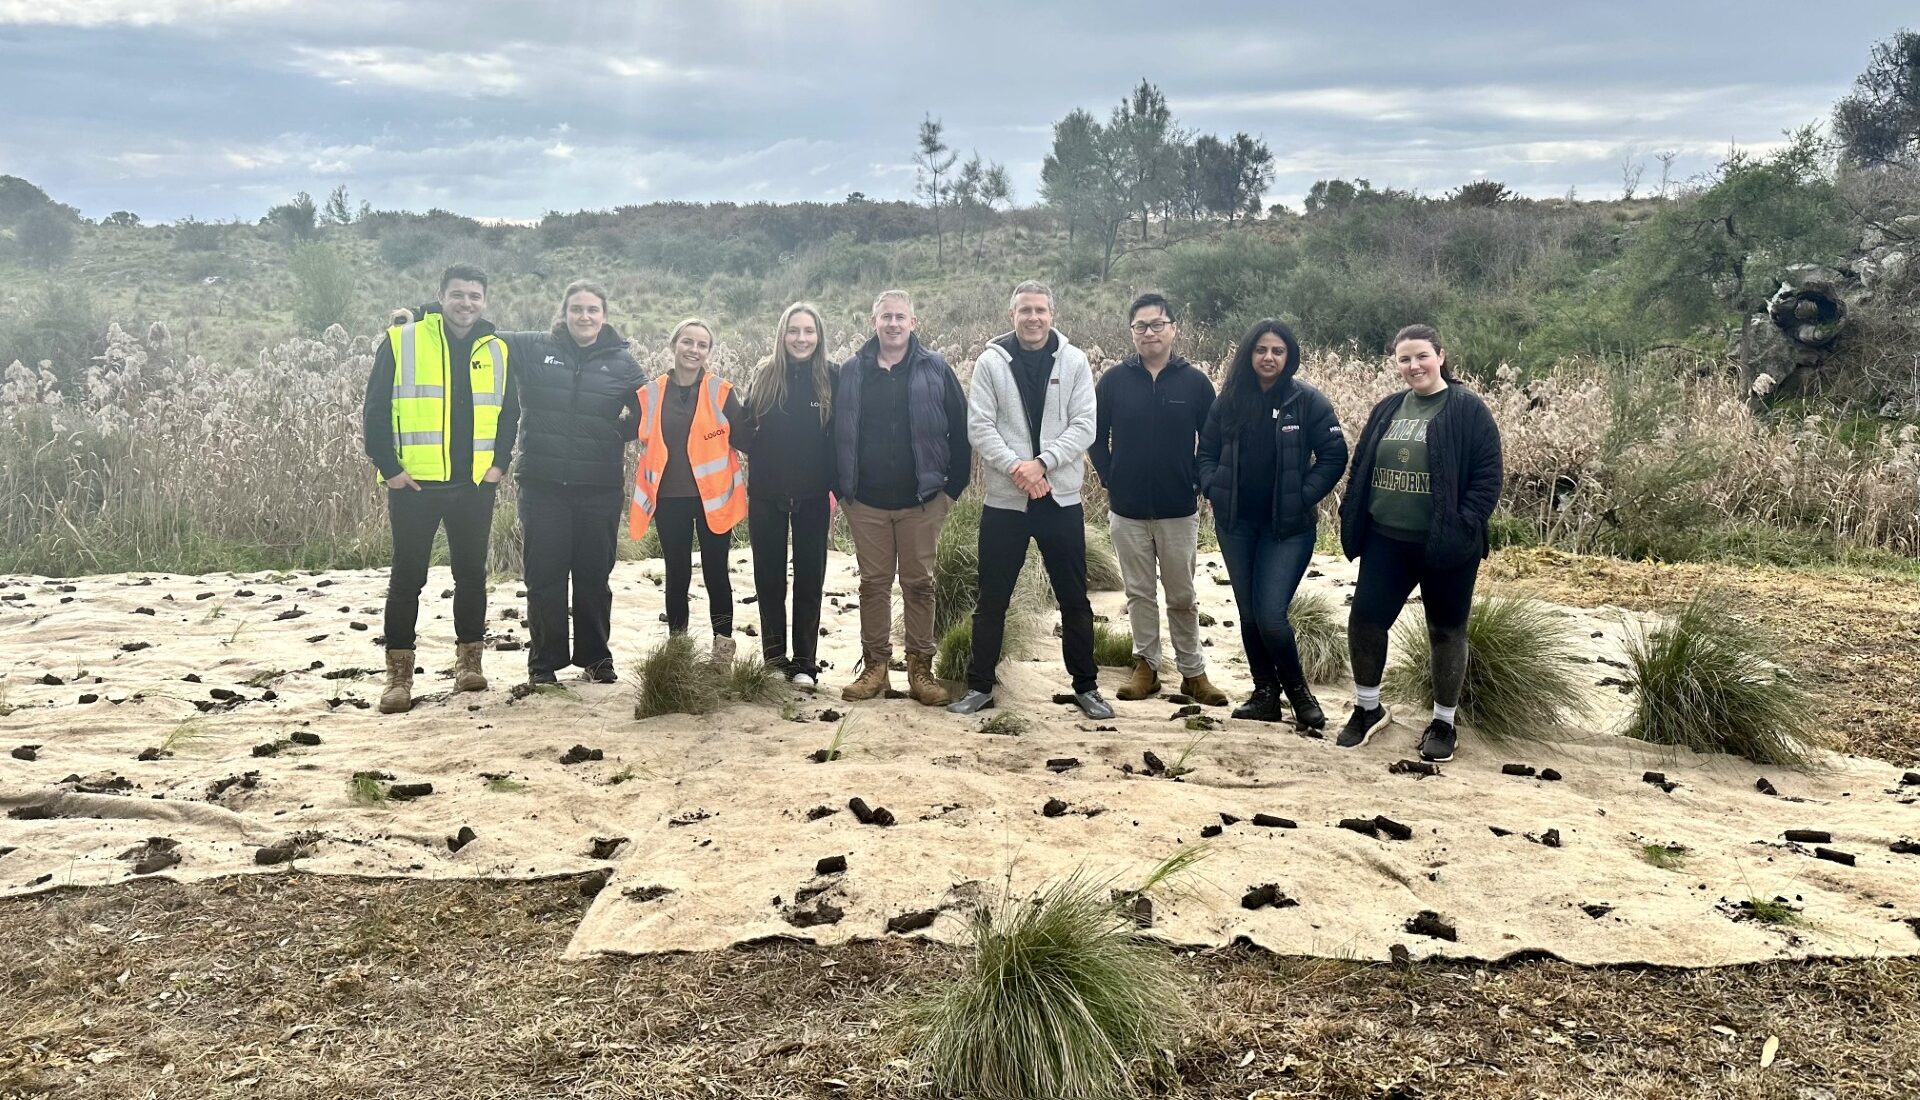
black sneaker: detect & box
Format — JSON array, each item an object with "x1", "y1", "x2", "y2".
[
  {"x1": 1231, "y1": 684, "x2": 1286, "y2": 722},
  {"x1": 1418, "y1": 719, "x2": 1457, "y2": 763},
  {"x1": 1282, "y1": 682, "x2": 1327, "y2": 731},
  {"x1": 528, "y1": 669, "x2": 559, "y2": 687},
  {"x1": 1336, "y1": 704, "x2": 1391, "y2": 749},
  {"x1": 581, "y1": 659, "x2": 618, "y2": 684}
]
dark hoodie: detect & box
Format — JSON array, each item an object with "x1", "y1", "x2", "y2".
[
  {"x1": 362, "y1": 303, "x2": 516, "y2": 485},
  {"x1": 504, "y1": 323, "x2": 647, "y2": 487},
  {"x1": 744, "y1": 357, "x2": 838, "y2": 503},
  {"x1": 1196, "y1": 361, "x2": 1347, "y2": 538},
  {"x1": 1089, "y1": 354, "x2": 1215, "y2": 520}
]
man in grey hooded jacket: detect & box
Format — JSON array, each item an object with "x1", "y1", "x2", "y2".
[{"x1": 949, "y1": 280, "x2": 1112, "y2": 720}]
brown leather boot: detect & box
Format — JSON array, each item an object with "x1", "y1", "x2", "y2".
[
  {"x1": 841, "y1": 653, "x2": 892, "y2": 702},
  {"x1": 906, "y1": 652, "x2": 951, "y2": 707},
  {"x1": 379, "y1": 649, "x2": 415, "y2": 714},
  {"x1": 1181, "y1": 672, "x2": 1230, "y2": 707},
  {"x1": 453, "y1": 641, "x2": 488, "y2": 693},
  {"x1": 1115, "y1": 658, "x2": 1159, "y2": 701}
]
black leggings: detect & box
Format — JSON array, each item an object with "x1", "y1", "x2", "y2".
[
  {"x1": 655, "y1": 495, "x2": 734, "y2": 636},
  {"x1": 748, "y1": 495, "x2": 831, "y2": 675},
  {"x1": 1348, "y1": 528, "x2": 1478, "y2": 707}
]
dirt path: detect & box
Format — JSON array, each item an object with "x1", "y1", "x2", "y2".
[
  {"x1": 1488, "y1": 548, "x2": 1920, "y2": 765},
  {"x1": 4, "y1": 874, "x2": 1916, "y2": 1099}
]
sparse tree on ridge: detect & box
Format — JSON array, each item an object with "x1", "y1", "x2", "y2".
[
  {"x1": 323, "y1": 185, "x2": 355, "y2": 227},
  {"x1": 1833, "y1": 29, "x2": 1920, "y2": 167},
  {"x1": 266, "y1": 191, "x2": 319, "y2": 241},
  {"x1": 914, "y1": 114, "x2": 959, "y2": 267},
  {"x1": 1041, "y1": 108, "x2": 1103, "y2": 244}
]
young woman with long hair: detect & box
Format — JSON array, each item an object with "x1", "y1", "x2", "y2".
[
  {"x1": 1335, "y1": 323, "x2": 1504, "y2": 763},
  {"x1": 1195, "y1": 318, "x2": 1347, "y2": 727},
  {"x1": 628, "y1": 318, "x2": 753, "y2": 664},
  {"x1": 741, "y1": 302, "x2": 837, "y2": 687},
  {"x1": 513, "y1": 280, "x2": 648, "y2": 684}
]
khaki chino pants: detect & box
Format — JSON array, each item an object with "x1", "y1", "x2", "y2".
[
  {"x1": 844, "y1": 494, "x2": 952, "y2": 663},
  {"x1": 1108, "y1": 511, "x2": 1206, "y2": 678}
]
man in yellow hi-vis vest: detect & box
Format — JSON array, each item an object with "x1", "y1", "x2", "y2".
[{"x1": 362, "y1": 264, "x2": 519, "y2": 713}]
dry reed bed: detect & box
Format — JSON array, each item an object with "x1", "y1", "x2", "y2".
[{"x1": 2, "y1": 324, "x2": 1915, "y2": 577}]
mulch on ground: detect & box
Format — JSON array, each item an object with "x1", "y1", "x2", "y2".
[
  {"x1": 4, "y1": 874, "x2": 1915, "y2": 1099},
  {"x1": 1488, "y1": 547, "x2": 1920, "y2": 765}
]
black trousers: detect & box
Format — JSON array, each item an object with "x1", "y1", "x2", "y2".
[
  {"x1": 968, "y1": 500, "x2": 1098, "y2": 694},
  {"x1": 656, "y1": 494, "x2": 734, "y2": 636},
  {"x1": 519, "y1": 480, "x2": 623, "y2": 675},
  {"x1": 1348, "y1": 528, "x2": 1480, "y2": 706},
  {"x1": 384, "y1": 482, "x2": 497, "y2": 651},
  {"x1": 748, "y1": 494, "x2": 830, "y2": 675}
]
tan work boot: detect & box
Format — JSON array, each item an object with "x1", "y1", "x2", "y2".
[
  {"x1": 453, "y1": 641, "x2": 488, "y2": 693},
  {"x1": 906, "y1": 653, "x2": 950, "y2": 707},
  {"x1": 1182, "y1": 673, "x2": 1230, "y2": 707},
  {"x1": 710, "y1": 634, "x2": 737, "y2": 667},
  {"x1": 379, "y1": 649, "x2": 415, "y2": 714},
  {"x1": 841, "y1": 654, "x2": 892, "y2": 702},
  {"x1": 1115, "y1": 658, "x2": 1160, "y2": 701}
]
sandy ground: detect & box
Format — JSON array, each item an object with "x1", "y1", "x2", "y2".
[{"x1": 2, "y1": 549, "x2": 1917, "y2": 968}]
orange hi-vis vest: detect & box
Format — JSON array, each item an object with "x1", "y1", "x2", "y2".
[{"x1": 630, "y1": 372, "x2": 747, "y2": 540}]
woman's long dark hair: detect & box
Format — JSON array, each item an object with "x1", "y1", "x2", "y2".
[{"x1": 1215, "y1": 318, "x2": 1301, "y2": 433}]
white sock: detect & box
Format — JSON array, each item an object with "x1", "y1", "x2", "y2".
[
  {"x1": 1354, "y1": 684, "x2": 1381, "y2": 711},
  {"x1": 1433, "y1": 704, "x2": 1456, "y2": 726}
]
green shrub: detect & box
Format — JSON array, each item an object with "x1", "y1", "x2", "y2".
[
  {"x1": 1163, "y1": 234, "x2": 1296, "y2": 324},
  {"x1": 906, "y1": 869, "x2": 1191, "y2": 1100},
  {"x1": 1385, "y1": 594, "x2": 1591, "y2": 742},
  {"x1": 1092, "y1": 623, "x2": 1133, "y2": 667},
  {"x1": 1486, "y1": 510, "x2": 1541, "y2": 550},
  {"x1": 288, "y1": 242, "x2": 357, "y2": 335},
  {"x1": 0, "y1": 282, "x2": 105, "y2": 389},
  {"x1": 1288, "y1": 590, "x2": 1349, "y2": 685},
  {"x1": 1622, "y1": 591, "x2": 1820, "y2": 767}
]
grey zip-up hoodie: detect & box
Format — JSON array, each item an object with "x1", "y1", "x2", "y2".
[{"x1": 967, "y1": 328, "x2": 1097, "y2": 511}]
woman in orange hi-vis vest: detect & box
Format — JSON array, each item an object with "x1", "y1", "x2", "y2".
[{"x1": 630, "y1": 319, "x2": 754, "y2": 663}]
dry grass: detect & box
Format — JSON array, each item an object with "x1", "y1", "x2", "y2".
[
  {"x1": 1, "y1": 874, "x2": 1915, "y2": 1099},
  {"x1": 1489, "y1": 546, "x2": 1920, "y2": 763},
  {"x1": 7, "y1": 325, "x2": 1916, "y2": 581}
]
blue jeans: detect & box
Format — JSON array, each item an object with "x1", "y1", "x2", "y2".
[{"x1": 1218, "y1": 521, "x2": 1316, "y2": 689}]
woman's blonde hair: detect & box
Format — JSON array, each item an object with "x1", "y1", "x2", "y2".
[
  {"x1": 747, "y1": 302, "x2": 832, "y2": 428},
  {"x1": 669, "y1": 317, "x2": 715, "y2": 351}
]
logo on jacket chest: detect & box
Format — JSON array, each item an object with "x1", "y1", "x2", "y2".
[{"x1": 701, "y1": 428, "x2": 726, "y2": 441}]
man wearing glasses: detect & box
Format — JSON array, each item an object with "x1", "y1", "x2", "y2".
[{"x1": 1088, "y1": 293, "x2": 1228, "y2": 706}]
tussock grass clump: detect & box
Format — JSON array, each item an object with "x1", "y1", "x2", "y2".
[
  {"x1": 1092, "y1": 623, "x2": 1133, "y2": 668},
  {"x1": 907, "y1": 862, "x2": 1197, "y2": 1100},
  {"x1": 348, "y1": 773, "x2": 387, "y2": 805},
  {"x1": 1622, "y1": 592, "x2": 1820, "y2": 768},
  {"x1": 1640, "y1": 843, "x2": 1688, "y2": 870},
  {"x1": 1385, "y1": 594, "x2": 1591, "y2": 743},
  {"x1": 1085, "y1": 538, "x2": 1123, "y2": 593},
  {"x1": 632, "y1": 633, "x2": 792, "y2": 719},
  {"x1": 934, "y1": 609, "x2": 1041, "y2": 683},
  {"x1": 1288, "y1": 591, "x2": 1349, "y2": 685}
]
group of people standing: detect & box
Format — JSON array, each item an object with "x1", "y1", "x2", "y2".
[{"x1": 364, "y1": 266, "x2": 1503, "y2": 762}]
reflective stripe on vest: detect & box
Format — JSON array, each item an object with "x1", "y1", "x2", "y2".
[
  {"x1": 382, "y1": 315, "x2": 509, "y2": 485},
  {"x1": 628, "y1": 372, "x2": 747, "y2": 540}
]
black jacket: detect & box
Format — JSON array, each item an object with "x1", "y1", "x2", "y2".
[
  {"x1": 1197, "y1": 371, "x2": 1347, "y2": 538},
  {"x1": 362, "y1": 305, "x2": 517, "y2": 484},
  {"x1": 834, "y1": 334, "x2": 971, "y2": 505},
  {"x1": 1089, "y1": 354, "x2": 1215, "y2": 520},
  {"x1": 504, "y1": 324, "x2": 647, "y2": 487},
  {"x1": 744, "y1": 359, "x2": 838, "y2": 503},
  {"x1": 1339, "y1": 384, "x2": 1504, "y2": 568}
]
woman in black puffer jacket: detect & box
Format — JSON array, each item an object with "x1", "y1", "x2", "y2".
[
  {"x1": 503, "y1": 280, "x2": 647, "y2": 685},
  {"x1": 1196, "y1": 318, "x2": 1347, "y2": 728}
]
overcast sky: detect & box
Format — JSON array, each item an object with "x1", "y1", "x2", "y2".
[{"x1": 0, "y1": 1, "x2": 1910, "y2": 222}]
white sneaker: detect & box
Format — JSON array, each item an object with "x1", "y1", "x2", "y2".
[{"x1": 792, "y1": 672, "x2": 817, "y2": 689}]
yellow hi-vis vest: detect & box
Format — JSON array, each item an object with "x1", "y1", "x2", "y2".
[
  {"x1": 383, "y1": 314, "x2": 508, "y2": 484},
  {"x1": 629, "y1": 373, "x2": 747, "y2": 540}
]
